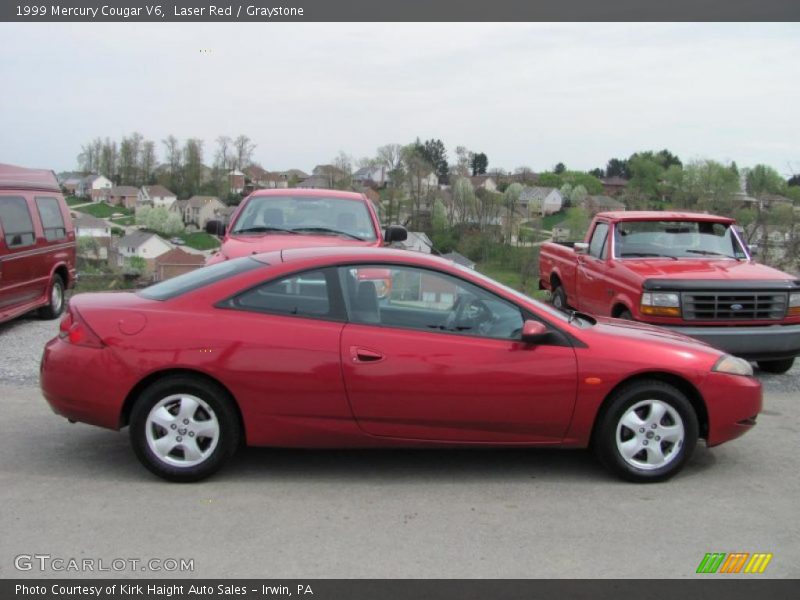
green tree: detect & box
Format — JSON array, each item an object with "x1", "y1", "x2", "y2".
[
  {"x1": 470, "y1": 152, "x2": 488, "y2": 176},
  {"x1": 670, "y1": 160, "x2": 739, "y2": 214},
  {"x1": 565, "y1": 206, "x2": 590, "y2": 240},
  {"x1": 125, "y1": 256, "x2": 147, "y2": 277},
  {"x1": 746, "y1": 165, "x2": 786, "y2": 197},
  {"x1": 553, "y1": 162, "x2": 566, "y2": 174}
]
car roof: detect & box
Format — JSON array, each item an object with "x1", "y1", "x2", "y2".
[
  {"x1": 0, "y1": 163, "x2": 60, "y2": 193},
  {"x1": 248, "y1": 188, "x2": 366, "y2": 201},
  {"x1": 276, "y1": 246, "x2": 453, "y2": 269},
  {"x1": 597, "y1": 210, "x2": 735, "y2": 223}
]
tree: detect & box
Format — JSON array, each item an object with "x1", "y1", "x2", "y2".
[
  {"x1": 565, "y1": 206, "x2": 590, "y2": 240},
  {"x1": 669, "y1": 160, "x2": 739, "y2": 214},
  {"x1": 470, "y1": 152, "x2": 488, "y2": 176},
  {"x1": 420, "y1": 138, "x2": 449, "y2": 183},
  {"x1": 125, "y1": 256, "x2": 147, "y2": 277},
  {"x1": 452, "y1": 146, "x2": 473, "y2": 178},
  {"x1": 788, "y1": 174, "x2": 800, "y2": 188},
  {"x1": 513, "y1": 166, "x2": 536, "y2": 185},
  {"x1": 376, "y1": 143, "x2": 405, "y2": 223},
  {"x1": 99, "y1": 138, "x2": 118, "y2": 180},
  {"x1": 588, "y1": 168, "x2": 605, "y2": 179},
  {"x1": 139, "y1": 140, "x2": 157, "y2": 185},
  {"x1": 182, "y1": 139, "x2": 204, "y2": 198},
  {"x1": 605, "y1": 158, "x2": 629, "y2": 178},
  {"x1": 77, "y1": 236, "x2": 101, "y2": 259},
  {"x1": 451, "y1": 177, "x2": 476, "y2": 226},
  {"x1": 232, "y1": 135, "x2": 256, "y2": 170},
  {"x1": 403, "y1": 143, "x2": 436, "y2": 228},
  {"x1": 332, "y1": 151, "x2": 353, "y2": 189},
  {"x1": 162, "y1": 135, "x2": 183, "y2": 193},
  {"x1": 746, "y1": 165, "x2": 786, "y2": 197},
  {"x1": 553, "y1": 162, "x2": 566, "y2": 175},
  {"x1": 163, "y1": 213, "x2": 185, "y2": 236},
  {"x1": 503, "y1": 183, "x2": 523, "y2": 240}
]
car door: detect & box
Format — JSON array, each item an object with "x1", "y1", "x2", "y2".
[
  {"x1": 338, "y1": 264, "x2": 578, "y2": 443},
  {"x1": 576, "y1": 221, "x2": 611, "y2": 315},
  {"x1": 0, "y1": 194, "x2": 42, "y2": 311}
]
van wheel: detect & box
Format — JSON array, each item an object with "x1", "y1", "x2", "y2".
[
  {"x1": 594, "y1": 380, "x2": 698, "y2": 483},
  {"x1": 757, "y1": 358, "x2": 794, "y2": 374},
  {"x1": 130, "y1": 376, "x2": 240, "y2": 482},
  {"x1": 551, "y1": 285, "x2": 568, "y2": 312},
  {"x1": 39, "y1": 275, "x2": 65, "y2": 319}
]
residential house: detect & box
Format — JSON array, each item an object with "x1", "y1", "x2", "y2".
[
  {"x1": 243, "y1": 165, "x2": 270, "y2": 187},
  {"x1": 353, "y1": 166, "x2": 391, "y2": 188},
  {"x1": 469, "y1": 176, "x2": 497, "y2": 193},
  {"x1": 581, "y1": 195, "x2": 626, "y2": 214},
  {"x1": 299, "y1": 164, "x2": 348, "y2": 189},
  {"x1": 74, "y1": 215, "x2": 112, "y2": 259},
  {"x1": 107, "y1": 186, "x2": 140, "y2": 209},
  {"x1": 600, "y1": 176, "x2": 629, "y2": 197},
  {"x1": 228, "y1": 169, "x2": 246, "y2": 194},
  {"x1": 78, "y1": 174, "x2": 113, "y2": 201},
  {"x1": 182, "y1": 196, "x2": 227, "y2": 229},
  {"x1": 392, "y1": 231, "x2": 433, "y2": 254},
  {"x1": 442, "y1": 251, "x2": 476, "y2": 270},
  {"x1": 117, "y1": 230, "x2": 173, "y2": 273},
  {"x1": 519, "y1": 186, "x2": 563, "y2": 216},
  {"x1": 138, "y1": 185, "x2": 177, "y2": 209},
  {"x1": 154, "y1": 248, "x2": 205, "y2": 282}
]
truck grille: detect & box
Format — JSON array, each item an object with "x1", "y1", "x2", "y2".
[{"x1": 681, "y1": 291, "x2": 788, "y2": 321}]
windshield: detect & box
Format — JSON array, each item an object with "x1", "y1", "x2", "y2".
[
  {"x1": 231, "y1": 195, "x2": 377, "y2": 241},
  {"x1": 614, "y1": 220, "x2": 747, "y2": 260}
]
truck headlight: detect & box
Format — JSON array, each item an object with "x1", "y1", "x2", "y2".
[
  {"x1": 712, "y1": 355, "x2": 754, "y2": 377},
  {"x1": 789, "y1": 292, "x2": 800, "y2": 317},
  {"x1": 640, "y1": 292, "x2": 681, "y2": 317}
]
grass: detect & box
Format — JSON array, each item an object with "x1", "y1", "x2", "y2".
[
  {"x1": 476, "y1": 262, "x2": 546, "y2": 299},
  {"x1": 176, "y1": 232, "x2": 221, "y2": 251},
  {"x1": 74, "y1": 202, "x2": 133, "y2": 219},
  {"x1": 65, "y1": 196, "x2": 85, "y2": 206},
  {"x1": 112, "y1": 216, "x2": 135, "y2": 225}
]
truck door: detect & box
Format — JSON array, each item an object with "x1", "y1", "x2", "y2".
[{"x1": 576, "y1": 221, "x2": 611, "y2": 315}]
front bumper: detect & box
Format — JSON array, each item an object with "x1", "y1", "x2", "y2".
[
  {"x1": 703, "y1": 372, "x2": 762, "y2": 447},
  {"x1": 661, "y1": 323, "x2": 800, "y2": 361}
]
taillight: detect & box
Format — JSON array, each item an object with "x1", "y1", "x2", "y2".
[{"x1": 59, "y1": 307, "x2": 104, "y2": 348}]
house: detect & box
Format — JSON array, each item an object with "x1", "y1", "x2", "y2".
[
  {"x1": 78, "y1": 174, "x2": 113, "y2": 201},
  {"x1": 107, "y1": 186, "x2": 139, "y2": 209},
  {"x1": 353, "y1": 166, "x2": 391, "y2": 187},
  {"x1": 117, "y1": 230, "x2": 173, "y2": 272},
  {"x1": 581, "y1": 195, "x2": 626, "y2": 214},
  {"x1": 229, "y1": 170, "x2": 245, "y2": 194},
  {"x1": 74, "y1": 215, "x2": 112, "y2": 259},
  {"x1": 469, "y1": 176, "x2": 497, "y2": 193},
  {"x1": 182, "y1": 196, "x2": 227, "y2": 228},
  {"x1": 138, "y1": 185, "x2": 177, "y2": 209},
  {"x1": 297, "y1": 174, "x2": 334, "y2": 189},
  {"x1": 442, "y1": 251, "x2": 476, "y2": 270},
  {"x1": 519, "y1": 186, "x2": 563, "y2": 216},
  {"x1": 392, "y1": 231, "x2": 433, "y2": 254},
  {"x1": 600, "y1": 176, "x2": 629, "y2": 197},
  {"x1": 154, "y1": 248, "x2": 205, "y2": 282}
]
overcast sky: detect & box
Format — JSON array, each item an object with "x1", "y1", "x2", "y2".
[{"x1": 1, "y1": 22, "x2": 798, "y2": 176}]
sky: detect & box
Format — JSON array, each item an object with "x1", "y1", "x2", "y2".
[{"x1": 1, "y1": 22, "x2": 798, "y2": 176}]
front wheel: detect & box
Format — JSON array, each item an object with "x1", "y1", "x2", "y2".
[
  {"x1": 757, "y1": 358, "x2": 795, "y2": 374},
  {"x1": 551, "y1": 285, "x2": 568, "y2": 312},
  {"x1": 39, "y1": 274, "x2": 65, "y2": 319},
  {"x1": 129, "y1": 376, "x2": 240, "y2": 482},
  {"x1": 594, "y1": 380, "x2": 698, "y2": 483}
]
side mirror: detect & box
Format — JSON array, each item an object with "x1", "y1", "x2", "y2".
[
  {"x1": 205, "y1": 220, "x2": 226, "y2": 237},
  {"x1": 574, "y1": 242, "x2": 589, "y2": 255},
  {"x1": 521, "y1": 320, "x2": 549, "y2": 344},
  {"x1": 384, "y1": 225, "x2": 408, "y2": 243}
]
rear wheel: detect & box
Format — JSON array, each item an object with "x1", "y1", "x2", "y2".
[
  {"x1": 594, "y1": 380, "x2": 698, "y2": 483},
  {"x1": 616, "y1": 309, "x2": 633, "y2": 320},
  {"x1": 757, "y1": 358, "x2": 795, "y2": 374},
  {"x1": 551, "y1": 285, "x2": 568, "y2": 312},
  {"x1": 130, "y1": 376, "x2": 240, "y2": 482},
  {"x1": 39, "y1": 274, "x2": 65, "y2": 320}
]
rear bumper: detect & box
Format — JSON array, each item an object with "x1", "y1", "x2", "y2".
[
  {"x1": 702, "y1": 372, "x2": 762, "y2": 447},
  {"x1": 661, "y1": 324, "x2": 800, "y2": 361}
]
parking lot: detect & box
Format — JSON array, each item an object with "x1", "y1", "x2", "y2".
[{"x1": 1, "y1": 315, "x2": 798, "y2": 579}]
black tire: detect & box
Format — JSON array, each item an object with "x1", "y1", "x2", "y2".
[
  {"x1": 594, "y1": 380, "x2": 699, "y2": 483},
  {"x1": 757, "y1": 358, "x2": 795, "y2": 374},
  {"x1": 129, "y1": 375, "x2": 240, "y2": 482},
  {"x1": 617, "y1": 309, "x2": 633, "y2": 320},
  {"x1": 551, "y1": 284, "x2": 568, "y2": 312},
  {"x1": 39, "y1": 274, "x2": 65, "y2": 320}
]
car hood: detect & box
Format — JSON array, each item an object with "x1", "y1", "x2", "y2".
[
  {"x1": 591, "y1": 315, "x2": 717, "y2": 351},
  {"x1": 619, "y1": 258, "x2": 795, "y2": 282},
  {"x1": 214, "y1": 233, "x2": 378, "y2": 260}
]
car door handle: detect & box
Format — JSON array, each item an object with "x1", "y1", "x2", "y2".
[{"x1": 350, "y1": 346, "x2": 385, "y2": 363}]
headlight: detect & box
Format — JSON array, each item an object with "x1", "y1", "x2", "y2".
[
  {"x1": 789, "y1": 292, "x2": 800, "y2": 317},
  {"x1": 712, "y1": 355, "x2": 754, "y2": 377},
  {"x1": 640, "y1": 292, "x2": 681, "y2": 317}
]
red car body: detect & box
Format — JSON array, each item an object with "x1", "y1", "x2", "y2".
[
  {"x1": 41, "y1": 247, "x2": 761, "y2": 481},
  {"x1": 540, "y1": 211, "x2": 800, "y2": 370}
]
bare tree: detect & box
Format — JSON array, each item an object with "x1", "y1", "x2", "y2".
[
  {"x1": 233, "y1": 135, "x2": 256, "y2": 170},
  {"x1": 162, "y1": 135, "x2": 183, "y2": 193}
]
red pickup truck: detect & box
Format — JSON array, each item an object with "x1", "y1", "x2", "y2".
[{"x1": 540, "y1": 211, "x2": 800, "y2": 373}]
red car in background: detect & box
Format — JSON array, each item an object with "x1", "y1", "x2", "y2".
[{"x1": 41, "y1": 247, "x2": 760, "y2": 483}]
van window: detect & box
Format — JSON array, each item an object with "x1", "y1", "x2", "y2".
[
  {"x1": 35, "y1": 197, "x2": 67, "y2": 241},
  {"x1": 0, "y1": 196, "x2": 36, "y2": 248}
]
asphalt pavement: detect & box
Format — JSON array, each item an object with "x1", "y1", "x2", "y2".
[{"x1": 0, "y1": 317, "x2": 798, "y2": 579}]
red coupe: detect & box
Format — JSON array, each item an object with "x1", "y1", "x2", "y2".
[{"x1": 40, "y1": 247, "x2": 761, "y2": 482}]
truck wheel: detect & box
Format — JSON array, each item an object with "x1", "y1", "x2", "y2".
[
  {"x1": 594, "y1": 380, "x2": 698, "y2": 483},
  {"x1": 617, "y1": 309, "x2": 633, "y2": 320},
  {"x1": 756, "y1": 358, "x2": 794, "y2": 374},
  {"x1": 551, "y1": 285, "x2": 568, "y2": 312}
]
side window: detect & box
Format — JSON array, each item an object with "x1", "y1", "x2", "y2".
[
  {"x1": 35, "y1": 196, "x2": 66, "y2": 241},
  {"x1": 588, "y1": 222, "x2": 609, "y2": 259},
  {"x1": 230, "y1": 269, "x2": 334, "y2": 319},
  {"x1": 0, "y1": 196, "x2": 35, "y2": 248},
  {"x1": 339, "y1": 265, "x2": 524, "y2": 340}
]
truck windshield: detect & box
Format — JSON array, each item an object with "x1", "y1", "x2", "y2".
[
  {"x1": 231, "y1": 196, "x2": 377, "y2": 241},
  {"x1": 614, "y1": 220, "x2": 747, "y2": 260}
]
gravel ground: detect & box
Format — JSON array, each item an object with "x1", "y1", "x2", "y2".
[{"x1": 1, "y1": 311, "x2": 798, "y2": 393}]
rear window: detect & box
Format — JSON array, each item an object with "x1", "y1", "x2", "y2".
[
  {"x1": 138, "y1": 257, "x2": 264, "y2": 301},
  {"x1": 0, "y1": 196, "x2": 35, "y2": 248}
]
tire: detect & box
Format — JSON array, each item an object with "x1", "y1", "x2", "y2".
[
  {"x1": 757, "y1": 358, "x2": 795, "y2": 374},
  {"x1": 39, "y1": 274, "x2": 65, "y2": 320},
  {"x1": 129, "y1": 375, "x2": 240, "y2": 482},
  {"x1": 617, "y1": 309, "x2": 633, "y2": 320},
  {"x1": 551, "y1": 285, "x2": 568, "y2": 312},
  {"x1": 594, "y1": 380, "x2": 699, "y2": 483}
]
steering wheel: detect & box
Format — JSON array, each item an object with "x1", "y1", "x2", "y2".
[{"x1": 446, "y1": 295, "x2": 495, "y2": 334}]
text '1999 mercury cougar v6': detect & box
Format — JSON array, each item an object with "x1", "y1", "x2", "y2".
[{"x1": 41, "y1": 247, "x2": 761, "y2": 482}]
